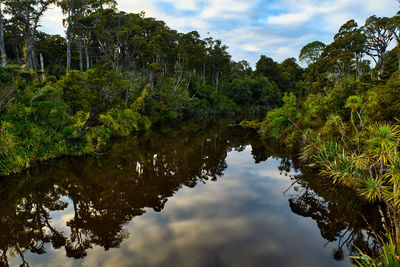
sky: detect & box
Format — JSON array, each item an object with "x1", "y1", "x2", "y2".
[{"x1": 41, "y1": 0, "x2": 398, "y2": 67}]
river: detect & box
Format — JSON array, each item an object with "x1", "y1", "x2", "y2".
[{"x1": 0, "y1": 120, "x2": 380, "y2": 266}]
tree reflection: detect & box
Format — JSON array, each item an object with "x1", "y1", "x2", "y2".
[
  {"x1": 284, "y1": 167, "x2": 382, "y2": 261},
  {"x1": 0, "y1": 121, "x2": 257, "y2": 266},
  {"x1": 0, "y1": 121, "x2": 382, "y2": 266}
]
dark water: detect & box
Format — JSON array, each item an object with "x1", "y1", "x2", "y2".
[{"x1": 0, "y1": 121, "x2": 381, "y2": 267}]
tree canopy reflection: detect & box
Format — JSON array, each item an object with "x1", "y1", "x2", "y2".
[{"x1": 0, "y1": 121, "x2": 381, "y2": 266}]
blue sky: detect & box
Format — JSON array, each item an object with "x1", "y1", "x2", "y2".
[{"x1": 42, "y1": 0, "x2": 398, "y2": 67}]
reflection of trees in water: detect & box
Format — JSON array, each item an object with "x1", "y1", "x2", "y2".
[
  {"x1": 0, "y1": 121, "x2": 259, "y2": 266},
  {"x1": 0, "y1": 122, "x2": 383, "y2": 266},
  {"x1": 284, "y1": 168, "x2": 382, "y2": 262},
  {"x1": 253, "y1": 143, "x2": 383, "y2": 260}
]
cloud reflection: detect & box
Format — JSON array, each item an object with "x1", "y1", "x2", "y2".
[
  {"x1": 2, "y1": 123, "x2": 378, "y2": 267},
  {"x1": 80, "y1": 149, "x2": 344, "y2": 267}
]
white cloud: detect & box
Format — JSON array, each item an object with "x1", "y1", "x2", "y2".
[
  {"x1": 40, "y1": 0, "x2": 399, "y2": 66},
  {"x1": 161, "y1": 0, "x2": 202, "y2": 11},
  {"x1": 117, "y1": 0, "x2": 158, "y2": 15},
  {"x1": 199, "y1": 0, "x2": 257, "y2": 20},
  {"x1": 242, "y1": 44, "x2": 261, "y2": 52},
  {"x1": 40, "y1": 5, "x2": 64, "y2": 35}
]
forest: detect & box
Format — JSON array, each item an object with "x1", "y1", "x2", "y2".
[
  {"x1": 0, "y1": 0, "x2": 400, "y2": 265},
  {"x1": 0, "y1": 0, "x2": 302, "y2": 177}
]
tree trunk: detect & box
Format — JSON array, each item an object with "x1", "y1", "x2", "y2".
[
  {"x1": 66, "y1": 3, "x2": 72, "y2": 73},
  {"x1": 398, "y1": 48, "x2": 400, "y2": 75},
  {"x1": 79, "y1": 36, "x2": 83, "y2": 72},
  {"x1": 32, "y1": 47, "x2": 39, "y2": 72},
  {"x1": 25, "y1": 37, "x2": 33, "y2": 71},
  {"x1": 85, "y1": 41, "x2": 90, "y2": 70},
  {"x1": 0, "y1": 3, "x2": 6, "y2": 67},
  {"x1": 14, "y1": 46, "x2": 22, "y2": 65},
  {"x1": 40, "y1": 53, "x2": 45, "y2": 81},
  {"x1": 380, "y1": 52, "x2": 385, "y2": 77},
  {"x1": 66, "y1": 26, "x2": 71, "y2": 73},
  {"x1": 149, "y1": 70, "x2": 154, "y2": 92},
  {"x1": 85, "y1": 33, "x2": 91, "y2": 70}
]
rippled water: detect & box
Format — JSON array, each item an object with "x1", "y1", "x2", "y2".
[{"x1": 0, "y1": 120, "x2": 380, "y2": 267}]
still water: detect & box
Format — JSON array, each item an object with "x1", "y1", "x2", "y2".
[{"x1": 0, "y1": 121, "x2": 380, "y2": 267}]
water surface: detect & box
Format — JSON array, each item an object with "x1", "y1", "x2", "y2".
[{"x1": 0, "y1": 121, "x2": 380, "y2": 266}]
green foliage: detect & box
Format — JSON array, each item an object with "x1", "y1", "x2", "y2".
[
  {"x1": 260, "y1": 93, "x2": 299, "y2": 139},
  {"x1": 100, "y1": 108, "x2": 151, "y2": 137},
  {"x1": 299, "y1": 41, "x2": 326, "y2": 65},
  {"x1": 0, "y1": 121, "x2": 25, "y2": 175},
  {"x1": 353, "y1": 234, "x2": 400, "y2": 267},
  {"x1": 0, "y1": 3, "x2": 400, "y2": 263},
  {"x1": 374, "y1": 72, "x2": 400, "y2": 121}
]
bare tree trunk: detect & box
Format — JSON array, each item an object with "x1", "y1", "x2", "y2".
[
  {"x1": 149, "y1": 70, "x2": 154, "y2": 92},
  {"x1": 66, "y1": 2, "x2": 72, "y2": 73},
  {"x1": 25, "y1": 37, "x2": 33, "y2": 71},
  {"x1": 32, "y1": 47, "x2": 39, "y2": 72},
  {"x1": 79, "y1": 36, "x2": 83, "y2": 72},
  {"x1": 85, "y1": 34, "x2": 90, "y2": 70},
  {"x1": 40, "y1": 53, "x2": 45, "y2": 81},
  {"x1": 355, "y1": 54, "x2": 360, "y2": 80},
  {"x1": 85, "y1": 42, "x2": 90, "y2": 70},
  {"x1": 66, "y1": 27, "x2": 71, "y2": 73},
  {"x1": 380, "y1": 52, "x2": 385, "y2": 77},
  {"x1": 0, "y1": 3, "x2": 6, "y2": 67},
  {"x1": 397, "y1": 46, "x2": 400, "y2": 75}
]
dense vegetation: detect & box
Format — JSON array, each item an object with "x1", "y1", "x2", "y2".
[
  {"x1": 1, "y1": 0, "x2": 400, "y2": 264},
  {"x1": 0, "y1": 1, "x2": 302, "y2": 176},
  {"x1": 254, "y1": 9, "x2": 400, "y2": 265}
]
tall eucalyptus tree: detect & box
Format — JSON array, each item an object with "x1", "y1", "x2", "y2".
[
  {"x1": 363, "y1": 16, "x2": 394, "y2": 76},
  {"x1": 0, "y1": 1, "x2": 7, "y2": 67},
  {"x1": 57, "y1": 0, "x2": 116, "y2": 73},
  {"x1": 4, "y1": 0, "x2": 56, "y2": 71}
]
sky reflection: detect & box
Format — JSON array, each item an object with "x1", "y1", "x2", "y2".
[
  {"x1": 4, "y1": 124, "x2": 377, "y2": 267},
  {"x1": 67, "y1": 147, "x2": 349, "y2": 267}
]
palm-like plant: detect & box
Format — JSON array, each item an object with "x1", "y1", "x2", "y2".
[
  {"x1": 367, "y1": 123, "x2": 400, "y2": 163},
  {"x1": 346, "y1": 95, "x2": 362, "y2": 134},
  {"x1": 0, "y1": 122, "x2": 25, "y2": 175},
  {"x1": 307, "y1": 122, "x2": 400, "y2": 243},
  {"x1": 353, "y1": 234, "x2": 400, "y2": 267}
]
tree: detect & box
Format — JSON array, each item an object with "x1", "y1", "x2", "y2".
[
  {"x1": 4, "y1": 0, "x2": 56, "y2": 71},
  {"x1": 389, "y1": 15, "x2": 400, "y2": 73},
  {"x1": 57, "y1": 0, "x2": 116, "y2": 73},
  {"x1": 278, "y1": 57, "x2": 303, "y2": 94},
  {"x1": 230, "y1": 60, "x2": 252, "y2": 78},
  {"x1": 299, "y1": 41, "x2": 326, "y2": 65},
  {"x1": 0, "y1": 2, "x2": 7, "y2": 67},
  {"x1": 324, "y1": 20, "x2": 366, "y2": 79},
  {"x1": 204, "y1": 37, "x2": 230, "y2": 95},
  {"x1": 363, "y1": 16, "x2": 394, "y2": 76},
  {"x1": 255, "y1": 55, "x2": 280, "y2": 81}
]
